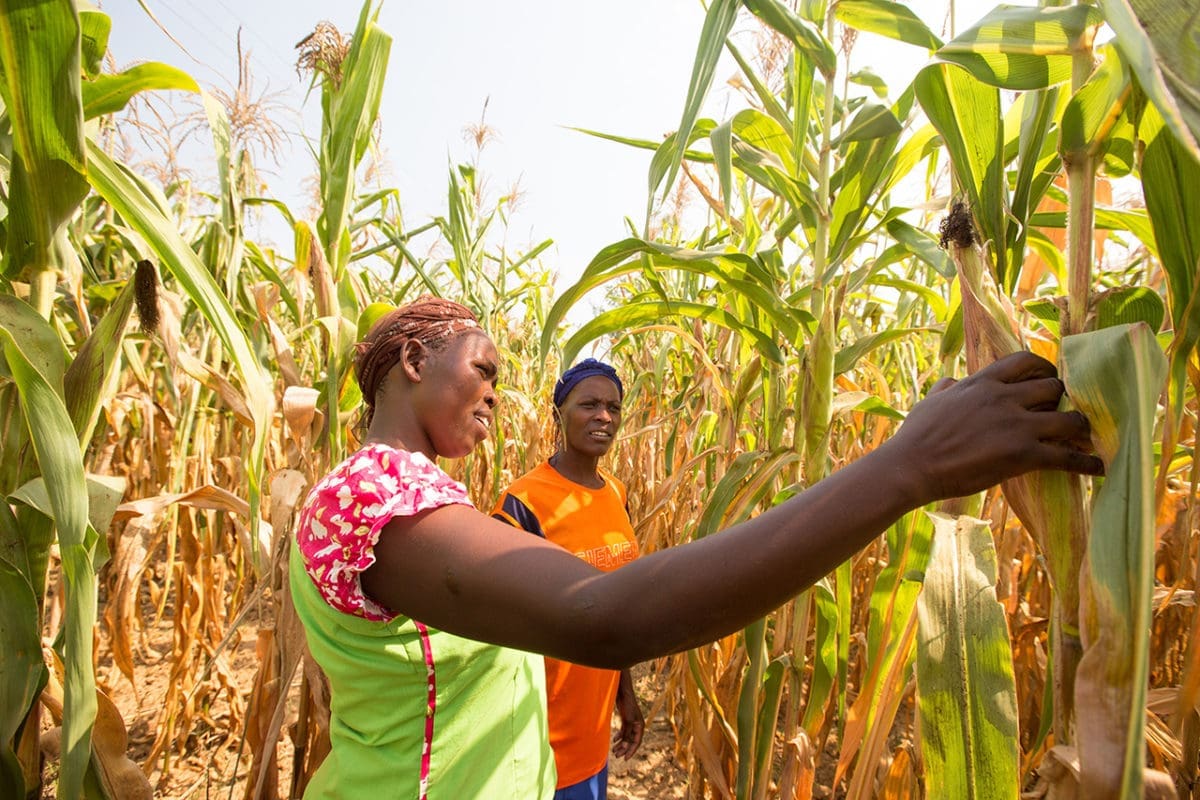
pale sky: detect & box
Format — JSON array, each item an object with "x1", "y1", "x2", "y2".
[{"x1": 104, "y1": 0, "x2": 988, "y2": 287}]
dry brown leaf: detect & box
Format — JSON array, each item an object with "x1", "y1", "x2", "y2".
[
  {"x1": 282, "y1": 387, "x2": 322, "y2": 451},
  {"x1": 776, "y1": 731, "x2": 816, "y2": 800},
  {"x1": 113, "y1": 484, "x2": 251, "y2": 523}
]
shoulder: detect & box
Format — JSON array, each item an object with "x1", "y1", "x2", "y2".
[
  {"x1": 295, "y1": 445, "x2": 473, "y2": 620},
  {"x1": 599, "y1": 467, "x2": 628, "y2": 501}
]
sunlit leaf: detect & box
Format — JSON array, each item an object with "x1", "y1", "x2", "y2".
[{"x1": 917, "y1": 512, "x2": 1020, "y2": 800}]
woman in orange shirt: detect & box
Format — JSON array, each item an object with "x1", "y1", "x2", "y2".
[{"x1": 492, "y1": 360, "x2": 644, "y2": 800}]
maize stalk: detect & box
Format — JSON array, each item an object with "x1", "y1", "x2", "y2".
[{"x1": 941, "y1": 200, "x2": 1090, "y2": 745}]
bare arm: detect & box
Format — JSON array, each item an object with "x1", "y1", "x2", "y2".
[{"x1": 362, "y1": 352, "x2": 1100, "y2": 669}]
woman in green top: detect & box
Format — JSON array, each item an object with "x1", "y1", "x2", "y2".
[{"x1": 292, "y1": 296, "x2": 1101, "y2": 798}]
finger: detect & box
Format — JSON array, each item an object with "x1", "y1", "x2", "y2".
[
  {"x1": 928, "y1": 376, "x2": 957, "y2": 396},
  {"x1": 978, "y1": 351, "x2": 1057, "y2": 384},
  {"x1": 1008, "y1": 377, "x2": 1066, "y2": 411},
  {"x1": 1032, "y1": 442, "x2": 1105, "y2": 476},
  {"x1": 1029, "y1": 409, "x2": 1093, "y2": 447}
]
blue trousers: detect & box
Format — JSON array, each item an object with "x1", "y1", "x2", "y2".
[{"x1": 554, "y1": 764, "x2": 609, "y2": 800}]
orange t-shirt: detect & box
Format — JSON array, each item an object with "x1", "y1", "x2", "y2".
[{"x1": 491, "y1": 461, "x2": 640, "y2": 787}]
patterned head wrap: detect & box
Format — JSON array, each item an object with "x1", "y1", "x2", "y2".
[
  {"x1": 354, "y1": 296, "x2": 481, "y2": 422},
  {"x1": 553, "y1": 358, "x2": 623, "y2": 407}
]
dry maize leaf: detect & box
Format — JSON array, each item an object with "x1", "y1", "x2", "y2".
[
  {"x1": 878, "y1": 746, "x2": 918, "y2": 800},
  {"x1": 112, "y1": 483, "x2": 251, "y2": 523},
  {"x1": 1024, "y1": 745, "x2": 1081, "y2": 800},
  {"x1": 283, "y1": 387, "x2": 322, "y2": 452},
  {"x1": 1062, "y1": 322, "x2": 1168, "y2": 800},
  {"x1": 916, "y1": 512, "x2": 1019, "y2": 800},
  {"x1": 101, "y1": 517, "x2": 151, "y2": 692},
  {"x1": 252, "y1": 283, "x2": 302, "y2": 387},
  {"x1": 175, "y1": 347, "x2": 254, "y2": 427},
  {"x1": 91, "y1": 688, "x2": 151, "y2": 800},
  {"x1": 244, "y1": 627, "x2": 280, "y2": 800},
  {"x1": 776, "y1": 731, "x2": 816, "y2": 800}
]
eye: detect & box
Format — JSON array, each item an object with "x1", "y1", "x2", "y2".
[{"x1": 609, "y1": 404, "x2": 622, "y2": 414}]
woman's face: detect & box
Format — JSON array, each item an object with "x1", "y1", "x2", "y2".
[
  {"x1": 415, "y1": 330, "x2": 499, "y2": 459},
  {"x1": 557, "y1": 375, "x2": 622, "y2": 459}
]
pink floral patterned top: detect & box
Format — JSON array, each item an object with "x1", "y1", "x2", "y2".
[
  {"x1": 290, "y1": 443, "x2": 556, "y2": 798},
  {"x1": 295, "y1": 443, "x2": 472, "y2": 621}
]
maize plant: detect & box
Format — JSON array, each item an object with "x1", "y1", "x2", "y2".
[{"x1": 1, "y1": 0, "x2": 1197, "y2": 798}]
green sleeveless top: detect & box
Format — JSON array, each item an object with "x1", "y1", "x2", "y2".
[{"x1": 289, "y1": 445, "x2": 555, "y2": 798}]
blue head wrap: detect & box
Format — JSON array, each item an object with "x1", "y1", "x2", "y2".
[{"x1": 553, "y1": 358, "x2": 623, "y2": 407}]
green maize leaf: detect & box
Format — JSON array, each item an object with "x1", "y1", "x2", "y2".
[
  {"x1": 652, "y1": 0, "x2": 739, "y2": 202},
  {"x1": 849, "y1": 69, "x2": 889, "y2": 99},
  {"x1": 711, "y1": 119, "x2": 735, "y2": 215},
  {"x1": 869, "y1": 509, "x2": 935, "y2": 664},
  {"x1": 915, "y1": 64, "x2": 1006, "y2": 251},
  {"x1": 801, "y1": 579, "x2": 838, "y2": 735},
  {"x1": 0, "y1": 0, "x2": 88, "y2": 278},
  {"x1": 0, "y1": 306, "x2": 96, "y2": 800},
  {"x1": 732, "y1": 108, "x2": 796, "y2": 175},
  {"x1": 695, "y1": 450, "x2": 769, "y2": 539},
  {"x1": 82, "y1": 62, "x2": 199, "y2": 119},
  {"x1": 743, "y1": 0, "x2": 835, "y2": 78},
  {"x1": 357, "y1": 302, "x2": 396, "y2": 341},
  {"x1": 1062, "y1": 323, "x2": 1167, "y2": 799},
  {"x1": 835, "y1": 0, "x2": 942, "y2": 50},
  {"x1": 0, "y1": 295, "x2": 69, "y2": 390},
  {"x1": 935, "y1": 4, "x2": 1103, "y2": 91},
  {"x1": 832, "y1": 102, "x2": 903, "y2": 147},
  {"x1": 834, "y1": 327, "x2": 931, "y2": 375},
  {"x1": 61, "y1": 262, "x2": 151, "y2": 445},
  {"x1": 317, "y1": 1, "x2": 391, "y2": 278},
  {"x1": 940, "y1": 301, "x2": 965, "y2": 361},
  {"x1": 1006, "y1": 87, "x2": 1064, "y2": 290},
  {"x1": 1023, "y1": 296, "x2": 1063, "y2": 336},
  {"x1": 569, "y1": 127, "x2": 715, "y2": 164},
  {"x1": 0, "y1": 497, "x2": 40, "y2": 800},
  {"x1": 78, "y1": 9, "x2": 109, "y2": 79},
  {"x1": 11, "y1": 474, "x2": 125, "y2": 549},
  {"x1": 1027, "y1": 206, "x2": 1157, "y2": 253},
  {"x1": 1059, "y1": 43, "x2": 1132, "y2": 159},
  {"x1": 542, "y1": 238, "x2": 811, "y2": 362},
  {"x1": 868, "y1": 274, "x2": 948, "y2": 320},
  {"x1": 561, "y1": 300, "x2": 783, "y2": 368},
  {"x1": 828, "y1": 123, "x2": 903, "y2": 265},
  {"x1": 736, "y1": 617, "x2": 767, "y2": 800},
  {"x1": 1096, "y1": 286, "x2": 1166, "y2": 333},
  {"x1": 0, "y1": 551, "x2": 41, "y2": 799},
  {"x1": 885, "y1": 218, "x2": 954, "y2": 279},
  {"x1": 751, "y1": 656, "x2": 788, "y2": 800},
  {"x1": 916, "y1": 512, "x2": 1020, "y2": 800},
  {"x1": 1100, "y1": 0, "x2": 1200, "y2": 159},
  {"x1": 801, "y1": 300, "x2": 834, "y2": 478},
  {"x1": 1138, "y1": 105, "x2": 1200, "y2": 422},
  {"x1": 724, "y1": 38, "x2": 790, "y2": 130}
]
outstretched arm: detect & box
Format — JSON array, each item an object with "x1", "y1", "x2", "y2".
[{"x1": 362, "y1": 352, "x2": 1100, "y2": 668}]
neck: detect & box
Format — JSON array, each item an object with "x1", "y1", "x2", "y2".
[
  {"x1": 550, "y1": 449, "x2": 604, "y2": 488},
  {"x1": 363, "y1": 412, "x2": 434, "y2": 460}
]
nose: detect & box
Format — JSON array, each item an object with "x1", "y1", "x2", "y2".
[{"x1": 484, "y1": 386, "x2": 497, "y2": 409}]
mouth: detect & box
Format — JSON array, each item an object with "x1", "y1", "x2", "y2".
[
  {"x1": 588, "y1": 430, "x2": 613, "y2": 441},
  {"x1": 474, "y1": 413, "x2": 492, "y2": 433}
]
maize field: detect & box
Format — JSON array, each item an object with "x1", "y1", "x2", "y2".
[{"x1": 0, "y1": 0, "x2": 1198, "y2": 798}]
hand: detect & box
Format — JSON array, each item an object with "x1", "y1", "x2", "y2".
[
  {"x1": 880, "y1": 351, "x2": 1103, "y2": 504},
  {"x1": 612, "y1": 670, "x2": 644, "y2": 759}
]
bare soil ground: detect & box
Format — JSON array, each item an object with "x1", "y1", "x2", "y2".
[{"x1": 51, "y1": 611, "x2": 689, "y2": 799}]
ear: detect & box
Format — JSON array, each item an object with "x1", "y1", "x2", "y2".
[{"x1": 400, "y1": 339, "x2": 427, "y2": 383}]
